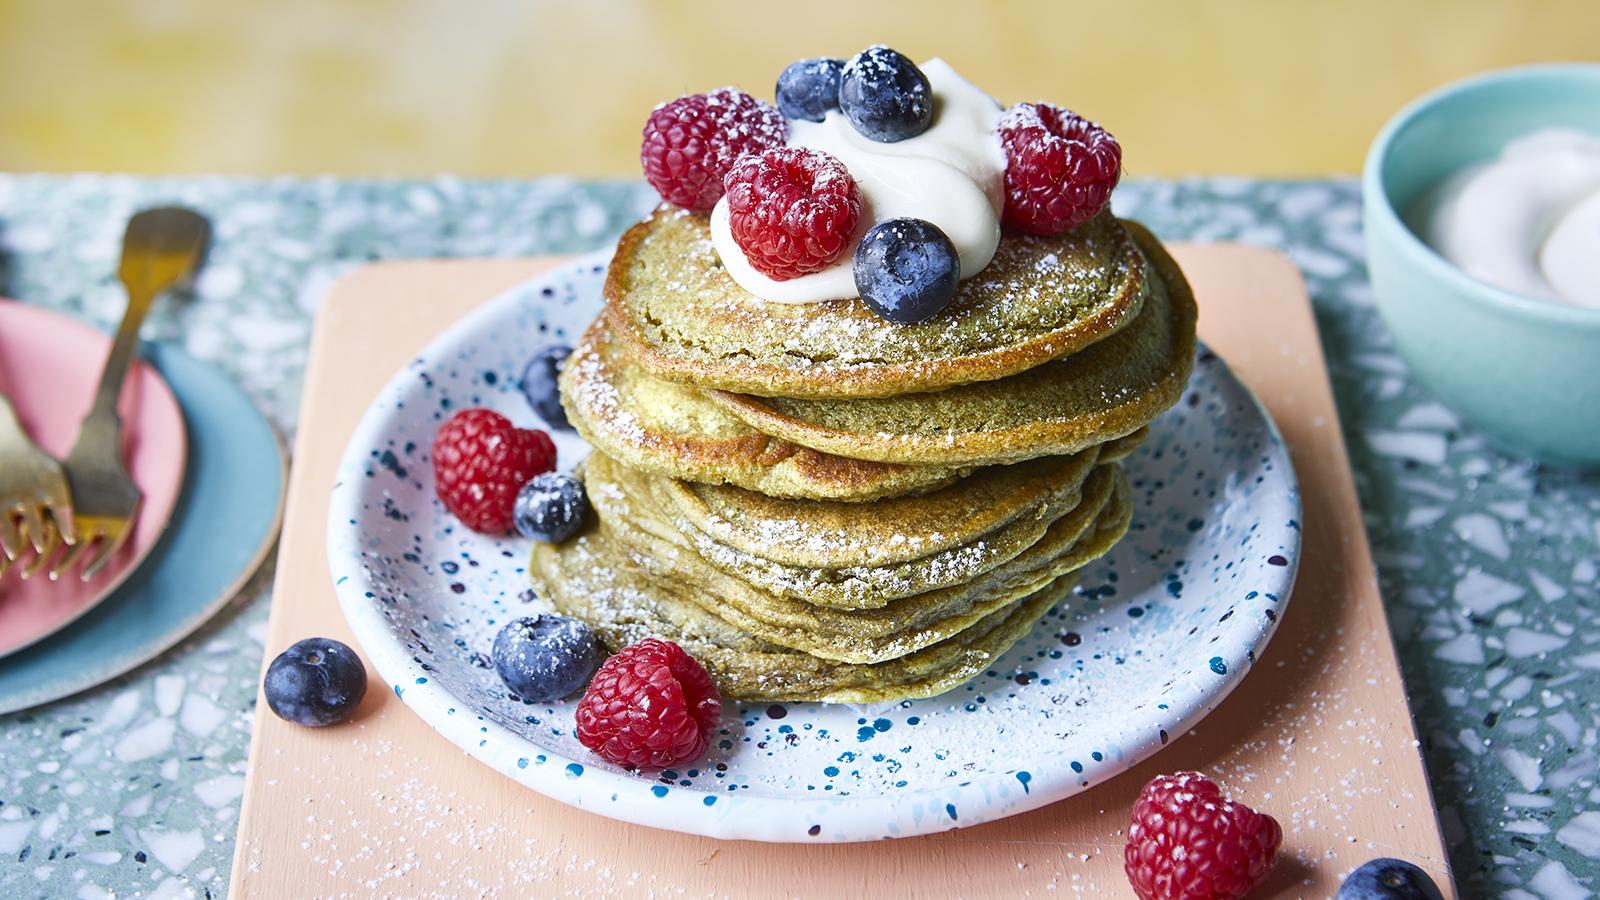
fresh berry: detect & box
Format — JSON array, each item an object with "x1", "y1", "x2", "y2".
[
  {"x1": 639, "y1": 88, "x2": 787, "y2": 212},
  {"x1": 264, "y1": 638, "x2": 368, "y2": 727},
  {"x1": 1335, "y1": 859, "x2": 1444, "y2": 900},
  {"x1": 724, "y1": 147, "x2": 862, "y2": 281},
  {"x1": 838, "y1": 46, "x2": 932, "y2": 143},
  {"x1": 432, "y1": 408, "x2": 556, "y2": 534},
  {"x1": 513, "y1": 472, "x2": 589, "y2": 543},
  {"x1": 775, "y1": 57, "x2": 845, "y2": 122},
  {"x1": 1124, "y1": 771, "x2": 1282, "y2": 900},
  {"x1": 491, "y1": 614, "x2": 602, "y2": 702},
  {"x1": 575, "y1": 638, "x2": 721, "y2": 769},
  {"x1": 998, "y1": 102, "x2": 1122, "y2": 235},
  {"x1": 853, "y1": 217, "x2": 961, "y2": 324},
  {"x1": 520, "y1": 345, "x2": 572, "y2": 430}
]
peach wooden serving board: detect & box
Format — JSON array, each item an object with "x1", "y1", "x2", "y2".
[{"x1": 231, "y1": 246, "x2": 1454, "y2": 898}]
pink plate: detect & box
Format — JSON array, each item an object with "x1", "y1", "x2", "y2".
[{"x1": 0, "y1": 300, "x2": 187, "y2": 657}]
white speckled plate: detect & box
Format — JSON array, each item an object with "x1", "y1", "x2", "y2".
[{"x1": 329, "y1": 250, "x2": 1300, "y2": 843}]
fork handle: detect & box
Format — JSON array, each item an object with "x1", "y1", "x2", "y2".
[{"x1": 84, "y1": 280, "x2": 161, "y2": 426}]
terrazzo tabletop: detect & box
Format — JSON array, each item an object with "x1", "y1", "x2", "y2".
[{"x1": 0, "y1": 174, "x2": 1594, "y2": 899}]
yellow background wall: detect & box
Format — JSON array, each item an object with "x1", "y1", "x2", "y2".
[{"x1": 1, "y1": 0, "x2": 1595, "y2": 177}]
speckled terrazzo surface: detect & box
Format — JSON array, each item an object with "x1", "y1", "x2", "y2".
[{"x1": 0, "y1": 175, "x2": 1594, "y2": 897}]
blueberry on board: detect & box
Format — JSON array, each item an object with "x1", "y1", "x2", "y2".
[
  {"x1": 264, "y1": 638, "x2": 368, "y2": 726},
  {"x1": 492, "y1": 614, "x2": 601, "y2": 702},
  {"x1": 1335, "y1": 858, "x2": 1445, "y2": 900},
  {"x1": 513, "y1": 472, "x2": 589, "y2": 543},
  {"x1": 839, "y1": 46, "x2": 932, "y2": 142},
  {"x1": 853, "y1": 217, "x2": 961, "y2": 324},
  {"x1": 520, "y1": 345, "x2": 572, "y2": 430},
  {"x1": 776, "y1": 57, "x2": 845, "y2": 123}
]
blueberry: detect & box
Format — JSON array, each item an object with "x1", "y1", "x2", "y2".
[
  {"x1": 776, "y1": 57, "x2": 844, "y2": 123},
  {"x1": 853, "y1": 217, "x2": 960, "y2": 324},
  {"x1": 520, "y1": 345, "x2": 572, "y2": 430},
  {"x1": 513, "y1": 472, "x2": 589, "y2": 542},
  {"x1": 491, "y1": 614, "x2": 601, "y2": 702},
  {"x1": 264, "y1": 638, "x2": 368, "y2": 726},
  {"x1": 1335, "y1": 858, "x2": 1444, "y2": 900},
  {"x1": 839, "y1": 46, "x2": 932, "y2": 143}
]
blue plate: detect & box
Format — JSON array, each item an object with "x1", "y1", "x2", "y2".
[{"x1": 0, "y1": 343, "x2": 286, "y2": 715}]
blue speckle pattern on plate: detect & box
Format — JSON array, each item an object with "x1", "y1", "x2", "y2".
[{"x1": 328, "y1": 250, "x2": 1301, "y2": 842}]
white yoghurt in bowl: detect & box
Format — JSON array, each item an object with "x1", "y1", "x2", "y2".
[
  {"x1": 1411, "y1": 128, "x2": 1600, "y2": 309},
  {"x1": 710, "y1": 59, "x2": 1006, "y2": 304}
]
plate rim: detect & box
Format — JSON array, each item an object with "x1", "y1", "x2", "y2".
[{"x1": 328, "y1": 250, "x2": 1302, "y2": 842}]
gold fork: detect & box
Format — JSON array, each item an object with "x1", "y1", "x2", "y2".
[
  {"x1": 0, "y1": 387, "x2": 76, "y2": 579},
  {"x1": 50, "y1": 207, "x2": 209, "y2": 582}
]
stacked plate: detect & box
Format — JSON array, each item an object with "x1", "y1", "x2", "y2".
[{"x1": 0, "y1": 301, "x2": 284, "y2": 714}]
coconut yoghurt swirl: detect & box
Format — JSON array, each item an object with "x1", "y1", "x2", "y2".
[
  {"x1": 710, "y1": 59, "x2": 1006, "y2": 304},
  {"x1": 1417, "y1": 128, "x2": 1600, "y2": 309}
]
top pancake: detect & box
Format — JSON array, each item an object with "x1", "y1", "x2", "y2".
[
  {"x1": 702, "y1": 222, "x2": 1197, "y2": 466},
  {"x1": 604, "y1": 206, "x2": 1149, "y2": 399}
]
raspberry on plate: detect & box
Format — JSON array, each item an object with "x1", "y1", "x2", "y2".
[
  {"x1": 431, "y1": 408, "x2": 556, "y2": 535},
  {"x1": 575, "y1": 638, "x2": 722, "y2": 769},
  {"x1": 1124, "y1": 771, "x2": 1282, "y2": 900},
  {"x1": 998, "y1": 102, "x2": 1122, "y2": 236},
  {"x1": 640, "y1": 88, "x2": 788, "y2": 213},
  {"x1": 724, "y1": 147, "x2": 862, "y2": 281}
]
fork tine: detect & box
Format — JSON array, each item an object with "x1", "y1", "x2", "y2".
[
  {"x1": 18, "y1": 504, "x2": 49, "y2": 554},
  {"x1": 80, "y1": 525, "x2": 132, "y2": 582},
  {"x1": 0, "y1": 512, "x2": 23, "y2": 560},
  {"x1": 0, "y1": 548, "x2": 11, "y2": 580},
  {"x1": 20, "y1": 520, "x2": 61, "y2": 580},
  {"x1": 49, "y1": 534, "x2": 96, "y2": 582},
  {"x1": 47, "y1": 502, "x2": 78, "y2": 546}
]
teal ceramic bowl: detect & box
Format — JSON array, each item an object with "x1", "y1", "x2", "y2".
[{"x1": 1364, "y1": 64, "x2": 1600, "y2": 468}]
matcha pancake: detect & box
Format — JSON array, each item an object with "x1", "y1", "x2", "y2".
[
  {"x1": 648, "y1": 448, "x2": 1101, "y2": 570},
  {"x1": 703, "y1": 223, "x2": 1196, "y2": 466},
  {"x1": 561, "y1": 320, "x2": 965, "y2": 501},
  {"x1": 530, "y1": 526, "x2": 1080, "y2": 703},
  {"x1": 586, "y1": 451, "x2": 1108, "y2": 609},
  {"x1": 1099, "y1": 426, "x2": 1148, "y2": 463},
  {"x1": 595, "y1": 468, "x2": 1130, "y2": 663},
  {"x1": 604, "y1": 207, "x2": 1148, "y2": 400}
]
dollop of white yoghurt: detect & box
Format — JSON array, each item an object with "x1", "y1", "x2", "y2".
[
  {"x1": 1416, "y1": 128, "x2": 1600, "y2": 309},
  {"x1": 710, "y1": 58, "x2": 1006, "y2": 304}
]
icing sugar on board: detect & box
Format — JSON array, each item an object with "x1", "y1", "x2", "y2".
[{"x1": 231, "y1": 248, "x2": 1453, "y2": 897}]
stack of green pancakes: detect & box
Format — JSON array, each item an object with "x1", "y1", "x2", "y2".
[{"x1": 532, "y1": 210, "x2": 1198, "y2": 703}]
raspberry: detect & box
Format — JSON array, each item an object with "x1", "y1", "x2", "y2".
[
  {"x1": 724, "y1": 147, "x2": 862, "y2": 281},
  {"x1": 640, "y1": 88, "x2": 787, "y2": 213},
  {"x1": 575, "y1": 638, "x2": 721, "y2": 769},
  {"x1": 431, "y1": 408, "x2": 555, "y2": 535},
  {"x1": 998, "y1": 102, "x2": 1122, "y2": 236},
  {"x1": 1125, "y1": 772, "x2": 1282, "y2": 900}
]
